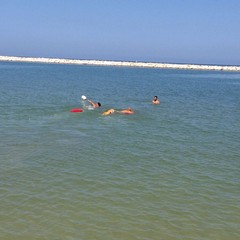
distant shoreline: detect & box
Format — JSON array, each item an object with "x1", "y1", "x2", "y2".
[{"x1": 0, "y1": 55, "x2": 240, "y2": 72}]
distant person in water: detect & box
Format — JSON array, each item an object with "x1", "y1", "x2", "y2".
[
  {"x1": 102, "y1": 108, "x2": 135, "y2": 115},
  {"x1": 87, "y1": 99, "x2": 101, "y2": 108},
  {"x1": 118, "y1": 108, "x2": 135, "y2": 114},
  {"x1": 152, "y1": 96, "x2": 160, "y2": 104},
  {"x1": 102, "y1": 108, "x2": 115, "y2": 115}
]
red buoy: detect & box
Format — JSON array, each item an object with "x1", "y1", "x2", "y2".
[{"x1": 70, "y1": 108, "x2": 83, "y2": 113}]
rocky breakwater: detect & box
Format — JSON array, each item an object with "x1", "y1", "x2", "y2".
[{"x1": 0, "y1": 56, "x2": 240, "y2": 72}]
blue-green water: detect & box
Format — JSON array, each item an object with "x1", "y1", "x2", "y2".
[{"x1": 0, "y1": 62, "x2": 239, "y2": 239}]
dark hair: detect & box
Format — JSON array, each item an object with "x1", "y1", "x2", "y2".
[
  {"x1": 98, "y1": 102, "x2": 101, "y2": 107},
  {"x1": 154, "y1": 96, "x2": 158, "y2": 98}
]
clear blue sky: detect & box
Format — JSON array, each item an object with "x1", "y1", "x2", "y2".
[{"x1": 1, "y1": 0, "x2": 240, "y2": 65}]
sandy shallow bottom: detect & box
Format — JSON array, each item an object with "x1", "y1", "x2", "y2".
[{"x1": 0, "y1": 61, "x2": 240, "y2": 239}]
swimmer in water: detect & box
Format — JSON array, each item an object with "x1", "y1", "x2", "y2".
[
  {"x1": 102, "y1": 109, "x2": 115, "y2": 115},
  {"x1": 118, "y1": 108, "x2": 135, "y2": 114},
  {"x1": 87, "y1": 99, "x2": 101, "y2": 108},
  {"x1": 152, "y1": 96, "x2": 160, "y2": 104}
]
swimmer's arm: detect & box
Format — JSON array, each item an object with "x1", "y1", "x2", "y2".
[{"x1": 87, "y1": 99, "x2": 95, "y2": 107}]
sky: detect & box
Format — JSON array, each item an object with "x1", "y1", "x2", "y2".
[{"x1": 1, "y1": 0, "x2": 240, "y2": 65}]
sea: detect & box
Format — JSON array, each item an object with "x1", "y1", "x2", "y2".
[{"x1": 0, "y1": 61, "x2": 239, "y2": 240}]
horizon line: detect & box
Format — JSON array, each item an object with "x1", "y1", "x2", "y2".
[{"x1": 0, "y1": 55, "x2": 240, "y2": 72}]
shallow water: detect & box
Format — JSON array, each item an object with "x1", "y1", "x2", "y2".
[{"x1": 0, "y1": 62, "x2": 240, "y2": 239}]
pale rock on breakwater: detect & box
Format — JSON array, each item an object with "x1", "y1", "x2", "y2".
[{"x1": 0, "y1": 55, "x2": 240, "y2": 71}]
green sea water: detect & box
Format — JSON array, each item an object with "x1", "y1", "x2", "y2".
[{"x1": 0, "y1": 62, "x2": 239, "y2": 239}]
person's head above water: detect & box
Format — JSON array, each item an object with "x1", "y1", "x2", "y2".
[
  {"x1": 152, "y1": 96, "x2": 160, "y2": 104},
  {"x1": 97, "y1": 102, "x2": 101, "y2": 107}
]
